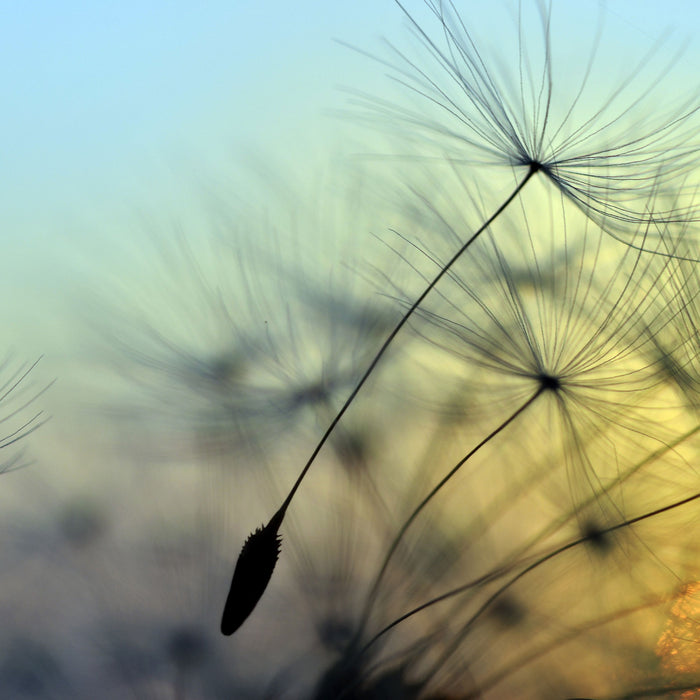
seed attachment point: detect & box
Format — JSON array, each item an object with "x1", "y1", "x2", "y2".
[
  {"x1": 581, "y1": 521, "x2": 612, "y2": 554},
  {"x1": 536, "y1": 372, "x2": 561, "y2": 392}
]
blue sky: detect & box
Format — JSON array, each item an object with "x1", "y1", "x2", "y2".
[
  {"x1": 2, "y1": 2, "x2": 698, "y2": 219},
  {"x1": 0, "y1": 2, "x2": 394, "y2": 244},
  {"x1": 1, "y1": 0, "x2": 699, "y2": 330}
]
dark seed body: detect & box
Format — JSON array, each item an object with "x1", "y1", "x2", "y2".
[{"x1": 220, "y1": 510, "x2": 284, "y2": 636}]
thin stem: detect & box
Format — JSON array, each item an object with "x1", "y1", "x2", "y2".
[
  {"x1": 357, "y1": 423, "x2": 700, "y2": 656},
  {"x1": 352, "y1": 386, "x2": 544, "y2": 646},
  {"x1": 276, "y1": 165, "x2": 538, "y2": 521},
  {"x1": 222, "y1": 167, "x2": 538, "y2": 638},
  {"x1": 421, "y1": 489, "x2": 700, "y2": 690}
]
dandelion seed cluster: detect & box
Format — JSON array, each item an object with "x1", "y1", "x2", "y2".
[
  {"x1": 121, "y1": 2, "x2": 700, "y2": 698},
  {"x1": 7, "y1": 1, "x2": 700, "y2": 699}
]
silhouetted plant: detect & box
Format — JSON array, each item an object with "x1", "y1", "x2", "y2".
[
  {"x1": 85, "y1": 1, "x2": 700, "y2": 698},
  {"x1": 221, "y1": 1, "x2": 700, "y2": 673},
  {"x1": 100, "y1": 218, "x2": 398, "y2": 462},
  {"x1": 0, "y1": 355, "x2": 49, "y2": 473},
  {"x1": 350, "y1": 0, "x2": 700, "y2": 238}
]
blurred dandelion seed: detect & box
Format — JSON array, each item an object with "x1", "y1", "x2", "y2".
[{"x1": 0, "y1": 356, "x2": 50, "y2": 472}]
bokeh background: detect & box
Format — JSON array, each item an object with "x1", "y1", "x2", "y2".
[{"x1": 2, "y1": 1, "x2": 700, "y2": 698}]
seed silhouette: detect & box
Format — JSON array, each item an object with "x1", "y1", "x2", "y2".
[{"x1": 220, "y1": 508, "x2": 284, "y2": 636}]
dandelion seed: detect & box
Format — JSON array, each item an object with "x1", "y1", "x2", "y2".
[
  {"x1": 77, "y1": 1, "x2": 700, "y2": 696},
  {"x1": 302, "y1": 191, "x2": 700, "y2": 696},
  {"x1": 220, "y1": 131, "x2": 541, "y2": 641},
  {"x1": 103, "y1": 211, "x2": 396, "y2": 462},
  {"x1": 372, "y1": 491, "x2": 700, "y2": 697},
  {"x1": 0, "y1": 355, "x2": 50, "y2": 472},
  {"x1": 388, "y1": 198, "x2": 695, "y2": 507},
  {"x1": 221, "y1": 0, "x2": 700, "y2": 644},
  {"x1": 354, "y1": 0, "x2": 700, "y2": 240},
  {"x1": 220, "y1": 508, "x2": 284, "y2": 636}
]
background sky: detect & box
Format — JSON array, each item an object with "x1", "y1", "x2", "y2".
[
  {"x1": 1, "y1": 0, "x2": 699, "y2": 352},
  {"x1": 3, "y1": 1, "x2": 699, "y2": 241}
]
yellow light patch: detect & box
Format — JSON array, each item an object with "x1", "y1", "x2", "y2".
[{"x1": 656, "y1": 582, "x2": 700, "y2": 697}]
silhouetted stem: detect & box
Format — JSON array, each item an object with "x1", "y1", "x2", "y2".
[
  {"x1": 421, "y1": 490, "x2": 700, "y2": 689},
  {"x1": 222, "y1": 166, "x2": 538, "y2": 637},
  {"x1": 357, "y1": 424, "x2": 700, "y2": 657},
  {"x1": 280, "y1": 165, "x2": 539, "y2": 515},
  {"x1": 353, "y1": 387, "x2": 545, "y2": 646}
]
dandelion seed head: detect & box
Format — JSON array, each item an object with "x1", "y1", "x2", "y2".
[
  {"x1": 534, "y1": 371, "x2": 561, "y2": 393},
  {"x1": 356, "y1": 0, "x2": 700, "y2": 243}
]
